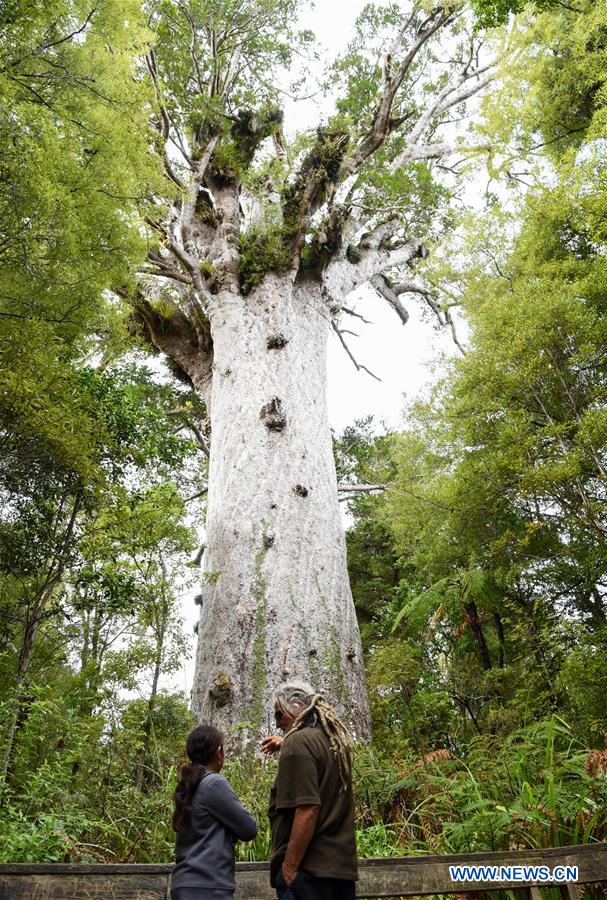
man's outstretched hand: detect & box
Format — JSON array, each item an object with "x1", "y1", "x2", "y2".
[{"x1": 260, "y1": 734, "x2": 283, "y2": 755}]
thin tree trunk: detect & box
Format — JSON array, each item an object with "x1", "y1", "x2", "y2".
[
  {"x1": 191, "y1": 275, "x2": 371, "y2": 748},
  {"x1": 463, "y1": 601, "x2": 492, "y2": 671},
  {"x1": 589, "y1": 588, "x2": 606, "y2": 630},
  {"x1": 135, "y1": 597, "x2": 168, "y2": 792},
  {"x1": 493, "y1": 612, "x2": 505, "y2": 668}
]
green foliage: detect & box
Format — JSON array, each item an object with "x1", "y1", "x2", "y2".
[
  {"x1": 0, "y1": 686, "x2": 194, "y2": 862},
  {"x1": 1, "y1": 701, "x2": 605, "y2": 862},
  {"x1": 470, "y1": 0, "x2": 563, "y2": 28},
  {"x1": 334, "y1": 419, "x2": 405, "y2": 648},
  {"x1": 223, "y1": 758, "x2": 276, "y2": 862},
  {"x1": 476, "y1": 0, "x2": 606, "y2": 162},
  {"x1": 0, "y1": 0, "x2": 160, "y2": 341},
  {"x1": 356, "y1": 157, "x2": 452, "y2": 240},
  {"x1": 352, "y1": 719, "x2": 607, "y2": 855},
  {"x1": 238, "y1": 225, "x2": 292, "y2": 293},
  {"x1": 2, "y1": 0, "x2": 607, "y2": 868}
]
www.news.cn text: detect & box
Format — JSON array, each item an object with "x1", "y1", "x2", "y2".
[{"x1": 449, "y1": 865, "x2": 578, "y2": 883}]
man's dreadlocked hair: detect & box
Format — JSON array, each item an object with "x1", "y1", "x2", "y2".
[{"x1": 274, "y1": 681, "x2": 354, "y2": 790}]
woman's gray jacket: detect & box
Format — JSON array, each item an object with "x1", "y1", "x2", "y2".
[{"x1": 171, "y1": 771, "x2": 258, "y2": 893}]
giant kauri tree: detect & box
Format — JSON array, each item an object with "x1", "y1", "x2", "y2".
[{"x1": 131, "y1": 0, "x2": 496, "y2": 745}]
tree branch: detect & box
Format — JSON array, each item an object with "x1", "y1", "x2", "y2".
[
  {"x1": 347, "y1": 6, "x2": 455, "y2": 173},
  {"x1": 337, "y1": 306, "x2": 373, "y2": 325},
  {"x1": 370, "y1": 274, "x2": 409, "y2": 325},
  {"x1": 189, "y1": 422, "x2": 210, "y2": 457},
  {"x1": 392, "y1": 53, "x2": 496, "y2": 170},
  {"x1": 322, "y1": 222, "x2": 426, "y2": 308},
  {"x1": 331, "y1": 321, "x2": 381, "y2": 382},
  {"x1": 184, "y1": 486, "x2": 209, "y2": 503},
  {"x1": 370, "y1": 275, "x2": 467, "y2": 354},
  {"x1": 337, "y1": 483, "x2": 388, "y2": 502},
  {"x1": 125, "y1": 289, "x2": 212, "y2": 387},
  {"x1": 144, "y1": 249, "x2": 193, "y2": 286},
  {"x1": 146, "y1": 49, "x2": 187, "y2": 190}
]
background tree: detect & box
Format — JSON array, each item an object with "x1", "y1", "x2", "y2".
[
  {"x1": 345, "y1": 0, "x2": 607, "y2": 751},
  {"x1": 0, "y1": 0, "x2": 202, "y2": 781}
]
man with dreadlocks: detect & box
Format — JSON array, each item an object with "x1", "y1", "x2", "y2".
[{"x1": 260, "y1": 680, "x2": 357, "y2": 900}]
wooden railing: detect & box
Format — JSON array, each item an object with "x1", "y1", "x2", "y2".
[{"x1": 0, "y1": 843, "x2": 605, "y2": 899}]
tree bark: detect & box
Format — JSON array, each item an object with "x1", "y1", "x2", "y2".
[
  {"x1": 463, "y1": 601, "x2": 492, "y2": 672},
  {"x1": 493, "y1": 612, "x2": 505, "y2": 668},
  {"x1": 135, "y1": 635, "x2": 163, "y2": 792},
  {"x1": 191, "y1": 274, "x2": 370, "y2": 748}
]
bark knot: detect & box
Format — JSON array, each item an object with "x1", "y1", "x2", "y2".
[
  {"x1": 260, "y1": 397, "x2": 286, "y2": 432},
  {"x1": 208, "y1": 673, "x2": 234, "y2": 708},
  {"x1": 293, "y1": 484, "x2": 309, "y2": 497},
  {"x1": 267, "y1": 333, "x2": 289, "y2": 350}
]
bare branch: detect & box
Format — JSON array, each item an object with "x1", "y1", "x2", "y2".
[
  {"x1": 323, "y1": 223, "x2": 426, "y2": 307},
  {"x1": 438, "y1": 68, "x2": 496, "y2": 115},
  {"x1": 40, "y1": 4, "x2": 99, "y2": 52},
  {"x1": 348, "y1": 7, "x2": 455, "y2": 173},
  {"x1": 338, "y1": 482, "x2": 387, "y2": 496},
  {"x1": 338, "y1": 306, "x2": 373, "y2": 325},
  {"x1": 393, "y1": 53, "x2": 497, "y2": 170},
  {"x1": 448, "y1": 312, "x2": 466, "y2": 355},
  {"x1": 189, "y1": 545, "x2": 206, "y2": 566},
  {"x1": 178, "y1": 2, "x2": 208, "y2": 94},
  {"x1": 373, "y1": 275, "x2": 467, "y2": 354},
  {"x1": 190, "y1": 422, "x2": 210, "y2": 457},
  {"x1": 146, "y1": 50, "x2": 187, "y2": 190},
  {"x1": 404, "y1": 141, "x2": 454, "y2": 161},
  {"x1": 143, "y1": 267, "x2": 192, "y2": 285},
  {"x1": 145, "y1": 215, "x2": 212, "y2": 313},
  {"x1": 143, "y1": 248, "x2": 193, "y2": 285},
  {"x1": 332, "y1": 321, "x2": 381, "y2": 382},
  {"x1": 184, "y1": 486, "x2": 209, "y2": 503},
  {"x1": 370, "y1": 274, "x2": 409, "y2": 325}
]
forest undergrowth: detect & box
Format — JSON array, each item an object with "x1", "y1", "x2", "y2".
[{"x1": 0, "y1": 693, "x2": 605, "y2": 864}]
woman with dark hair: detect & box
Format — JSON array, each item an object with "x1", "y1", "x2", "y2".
[{"x1": 171, "y1": 724, "x2": 258, "y2": 900}]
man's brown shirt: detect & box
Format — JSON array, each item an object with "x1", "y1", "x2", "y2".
[{"x1": 268, "y1": 723, "x2": 357, "y2": 886}]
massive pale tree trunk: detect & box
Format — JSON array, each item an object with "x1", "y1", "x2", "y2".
[
  {"x1": 192, "y1": 274, "x2": 368, "y2": 741},
  {"x1": 129, "y1": 0, "x2": 497, "y2": 747}
]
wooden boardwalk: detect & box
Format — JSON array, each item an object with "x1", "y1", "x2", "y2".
[{"x1": 0, "y1": 842, "x2": 605, "y2": 898}]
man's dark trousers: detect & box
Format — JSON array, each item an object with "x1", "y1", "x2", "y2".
[{"x1": 275, "y1": 868, "x2": 355, "y2": 900}]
